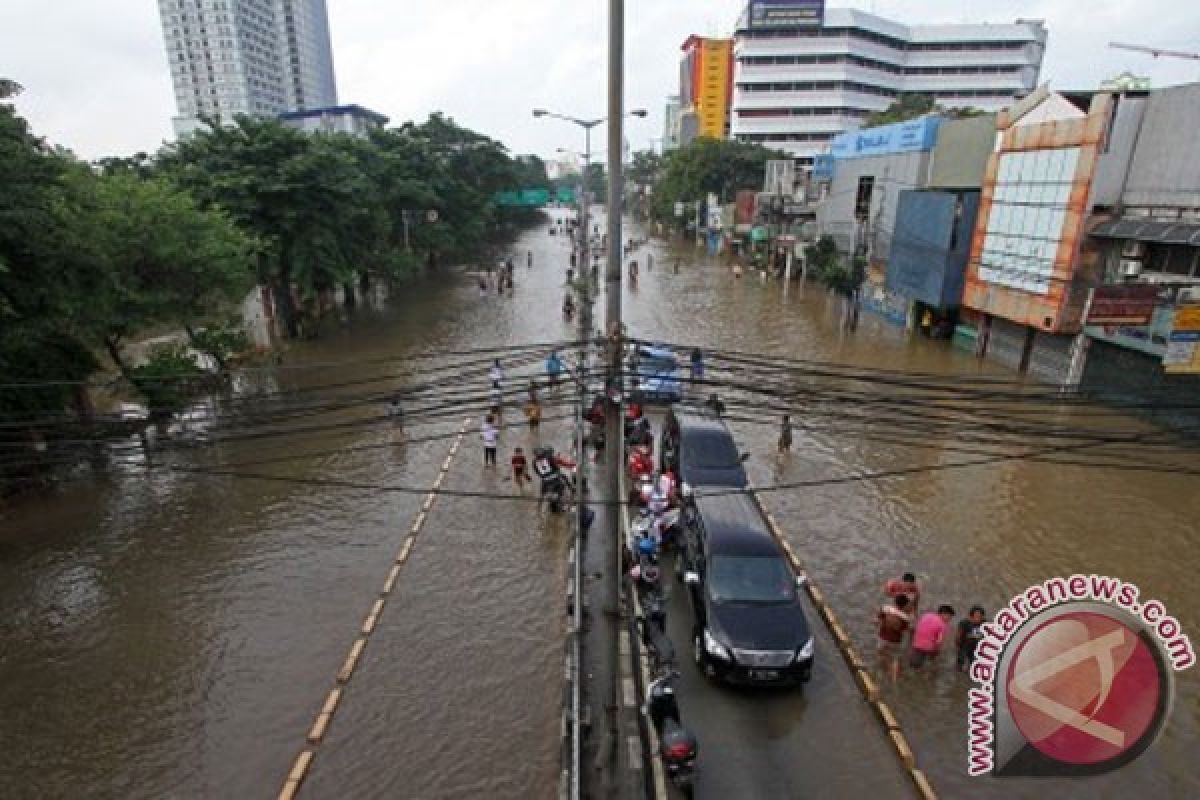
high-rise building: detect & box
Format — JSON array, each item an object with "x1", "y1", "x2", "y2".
[
  {"x1": 157, "y1": 0, "x2": 338, "y2": 138},
  {"x1": 663, "y1": 95, "x2": 681, "y2": 151},
  {"x1": 731, "y1": 3, "x2": 1046, "y2": 163},
  {"x1": 679, "y1": 36, "x2": 734, "y2": 145}
]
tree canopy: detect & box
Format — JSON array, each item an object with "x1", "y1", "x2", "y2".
[
  {"x1": 863, "y1": 93, "x2": 985, "y2": 128},
  {"x1": 650, "y1": 137, "x2": 785, "y2": 222},
  {"x1": 0, "y1": 80, "x2": 548, "y2": 478}
]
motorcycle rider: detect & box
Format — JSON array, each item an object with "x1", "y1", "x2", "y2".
[{"x1": 533, "y1": 446, "x2": 577, "y2": 512}]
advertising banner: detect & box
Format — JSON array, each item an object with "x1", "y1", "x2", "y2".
[
  {"x1": 1164, "y1": 300, "x2": 1200, "y2": 374},
  {"x1": 748, "y1": 0, "x2": 824, "y2": 28}
]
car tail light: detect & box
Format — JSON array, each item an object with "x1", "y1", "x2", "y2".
[{"x1": 665, "y1": 742, "x2": 693, "y2": 760}]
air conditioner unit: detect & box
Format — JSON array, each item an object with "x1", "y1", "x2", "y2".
[
  {"x1": 1179, "y1": 287, "x2": 1200, "y2": 304},
  {"x1": 1121, "y1": 240, "x2": 1146, "y2": 259},
  {"x1": 1120, "y1": 259, "x2": 1143, "y2": 279}
]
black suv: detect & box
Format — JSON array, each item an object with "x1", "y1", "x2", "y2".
[
  {"x1": 679, "y1": 490, "x2": 813, "y2": 686},
  {"x1": 660, "y1": 408, "x2": 748, "y2": 489}
]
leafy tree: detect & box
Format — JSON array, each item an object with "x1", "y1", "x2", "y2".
[
  {"x1": 864, "y1": 94, "x2": 938, "y2": 127},
  {"x1": 627, "y1": 150, "x2": 663, "y2": 190},
  {"x1": 584, "y1": 163, "x2": 607, "y2": 203},
  {"x1": 650, "y1": 137, "x2": 785, "y2": 224},
  {"x1": 863, "y1": 93, "x2": 984, "y2": 128}
]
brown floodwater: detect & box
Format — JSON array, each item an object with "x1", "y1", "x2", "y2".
[{"x1": 1, "y1": 216, "x2": 1197, "y2": 799}]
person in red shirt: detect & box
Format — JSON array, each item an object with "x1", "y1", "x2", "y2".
[
  {"x1": 877, "y1": 594, "x2": 913, "y2": 682},
  {"x1": 511, "y1": 447, "x2": 529, "y2": 492},
  {"x1": 884, "y1": 572, "x2": 921, "y2": 616}
]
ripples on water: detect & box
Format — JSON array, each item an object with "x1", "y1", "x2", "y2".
[{"x1": 1, "y1": 221, "x2": 1197, "y2": 798}]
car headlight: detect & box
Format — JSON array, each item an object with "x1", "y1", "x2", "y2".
[
  {"x1": 703, "y1": 628, "x2": 731, "y2": 660},
  {"x1": 796, "y1": 637, "x2": 814, "y2": 662}
]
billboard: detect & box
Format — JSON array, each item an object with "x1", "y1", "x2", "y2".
[
  {"x1": 748, "y1": 0, "x2": 824, "y2": 28},
  {"x1": 829, "y1": 116, "x2": 942, "y2": 160}
]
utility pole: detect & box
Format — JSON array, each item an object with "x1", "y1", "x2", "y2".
[{"x1": 605, "y1": 0, "x2": 626, "y2": 791}]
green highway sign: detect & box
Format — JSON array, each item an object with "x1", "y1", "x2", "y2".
[{"x1": 493, "y1": 188, "x2": 551, "y2": 207}]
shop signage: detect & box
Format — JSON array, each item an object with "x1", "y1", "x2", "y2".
[
  {"x1": 1086, "y1": 285, "x2": 1162, "y2": 325},
  {"x1": 735, "y1": 190, "x2": 758, "y2": 226},
  {"x1": 1164, "y1": 300, "x2": 1200, "y2": 374},
  {"x1": 830, "y1": 116, "x2": 942, "y2": 160},
  {"x1": 748, "y1": 0, "x2": 824, "y2": 28}
]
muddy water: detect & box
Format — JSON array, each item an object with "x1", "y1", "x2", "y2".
[
  {"x1": 619, "y1": 220, "x2": 1200, "y2": 799},
  {"x1": 0, "y1": 226, "x2": 582, "y2": 799},
  {"x1": 2, "y1": 215, "x2": 1198, "y2": 799}
]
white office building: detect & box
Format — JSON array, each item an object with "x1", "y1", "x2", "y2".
[
  {"x1": 731, "y1": 6, "x2": 1046, "y2": 163},
  {"x1": 158, "y1": 0, "x2": 338, "y2": 137}
]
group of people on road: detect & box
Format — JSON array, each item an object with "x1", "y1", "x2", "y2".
[
  {"x1": 479, "y1": 354, "x2": 580, "y2": 513},
  {"x1": 876, "y1": 571, "x2": 986, "y2": 681},
  {"x1": 478, "y1": 257, "x2": 518, "y2": 297}
]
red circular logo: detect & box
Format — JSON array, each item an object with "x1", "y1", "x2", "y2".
[{"x1": 1006, "y1": 611, "x2": 1163, "y2": 766}]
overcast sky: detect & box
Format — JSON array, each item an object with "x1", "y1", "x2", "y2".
[{"x1": 4, "y1": 0, "x2": 1200, "y2": 161}]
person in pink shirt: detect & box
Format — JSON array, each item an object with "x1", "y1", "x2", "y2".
[{"x1": 909, "y1": 605, "x2": 956, "y2": 670}]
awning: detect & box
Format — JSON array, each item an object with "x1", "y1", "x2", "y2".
[{"x1": 1090, "y1": 217, "x2": 1200, "y2": 246}]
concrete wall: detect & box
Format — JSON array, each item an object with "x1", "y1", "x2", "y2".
[
  {"x1": 1091, "y1": 95, "x2": 1148, "y2": 208},
  {"x1": 817, "y1": 150, "x2": 932, "y2": 262},
  {"x1": 928, "y1": 115, "x2": 996, "y2": 190},
  {"x1": 1123, "y1": 83, "x2": 1200, "y2": 210}
]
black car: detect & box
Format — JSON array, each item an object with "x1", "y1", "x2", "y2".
[
  {"x1": 680, "y1": 491, "x2": 813, "y2": 686},
  {"x1": 660, "y1": 408, "x2": 748, "y2": 489}
]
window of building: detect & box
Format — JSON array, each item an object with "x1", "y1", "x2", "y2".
[{"x1": 855, "y1": 176, "x2": 874, "y2": 220}]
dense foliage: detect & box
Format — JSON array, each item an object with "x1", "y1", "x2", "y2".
[
  {"x1": 0, "y1": 79, "x2": 547, "y2": 479},
  {"x1": 863, "y1": 93, "x2": 984, "y2": 128},
  {"x1": 647, "y1": 137, "x2": 785, "y2": 224}
]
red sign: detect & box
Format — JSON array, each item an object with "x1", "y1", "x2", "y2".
[
  {"x1": 1086, "y1": 285, "x2": 1161, "y2": 325},
  {"x1": 735, "y1": 190, "x2": 757, "y2": 226}
]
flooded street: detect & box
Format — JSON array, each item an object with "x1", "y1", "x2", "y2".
[
  {"x1": 619, "y1": 220, "x2": 1200, "y2": 799},
  {"x1": 1, "y1": 216, "x2": 1198, "y2": 798}
]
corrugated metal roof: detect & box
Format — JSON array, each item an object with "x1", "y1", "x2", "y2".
[{"x1": 1090, "y1": 218, "x2": 1200, "y2": 246}]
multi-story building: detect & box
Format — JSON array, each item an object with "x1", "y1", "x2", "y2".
[
  {"x1": 663, "y1": 95, "x2": 682, "y2": 151},
  {"x1": 157, "y1": 0, "x2": 338, "y2": 138},
  {"x1": 679, "y1": 36, "x2": 734, "y2": 145},
  {"x1": 278, "y1": 104, "x2": 387, "y2": 137},
  {"x1": 730, "y1": 3, "x2": 1047, "y2": 163}
]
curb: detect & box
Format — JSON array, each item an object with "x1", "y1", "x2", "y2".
[
  {"x1": 756, "y1": 493, "x2": 938, "y2": 800},
  {"x1": 277, "y1": 417, "x2": 471, "y2": 800}
]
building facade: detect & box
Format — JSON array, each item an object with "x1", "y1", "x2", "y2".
[
  {"x1": 679, "y1": 36, "x2": 734, "y2": 144},
  {"x1": 278, "y1": 104, "x2": 387, "y2": 136},
  {"x1": 731, "y1": 4, "x2": 1046, "y2": 163},
  {"x1": 663, "y1": 95, "x2": 682, "y2": 151},
  {"x1": 959, "y1": 87, "x2": 1152, "y2": 383},
  {"x1": 1078, "y1": 82, "x2": 1200, "y2": 403},
  {"x1": 158, "y1": 0, "x2": 338, "y2": 137}
]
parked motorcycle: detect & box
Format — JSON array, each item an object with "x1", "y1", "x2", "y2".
[
  {"x1": 645, "y1": 671, "x2": 698, "y2": 795},
  {"x1": 630, "y1": 534, "x2": 662, "y2": 595},
  {"x1": 639, "y1": 592, "x2": 675, "y2": 672}
]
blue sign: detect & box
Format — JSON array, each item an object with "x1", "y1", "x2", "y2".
[
  {"x1": 830, "y1": 116, "x2": 942, "y2": 161},
  {"x1": 748, "y1": 0, "x2": 824, "y2": 27},
  {"x1": 811, "y1": 154, "x2": 835, "y2": 181}
]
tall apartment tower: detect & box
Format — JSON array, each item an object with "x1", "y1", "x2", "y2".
[
  {"x1": 157, "y1": 0, "x2": 338, "y2": 138},
  {"x1": 731, "y1": 4, "x2": 1046, "y2": 164},
  {"x1": 679, "y1": 36, "x2": 734, "y2": 146}
]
